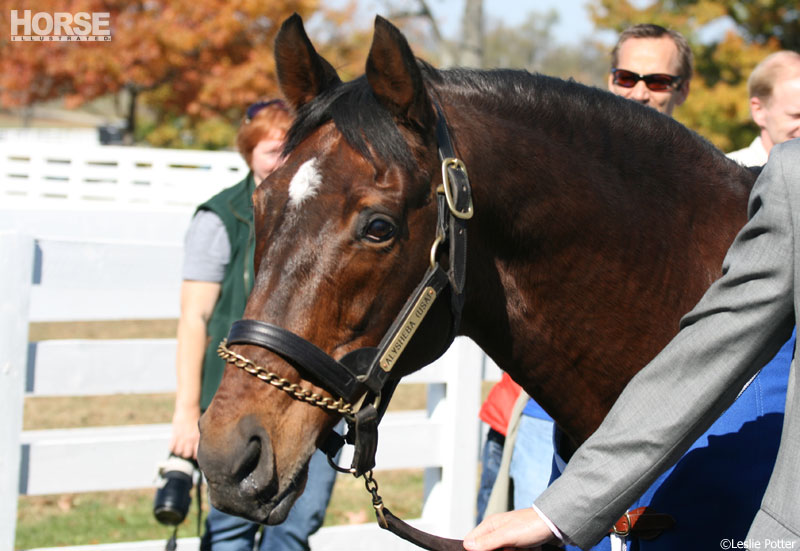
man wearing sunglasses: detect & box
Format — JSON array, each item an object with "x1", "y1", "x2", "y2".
[
  {"x1": 729, "y1": 51, "x2": 800, "y2": 167},
  {"x1": 608, "y1": 24, "x2": 692, "y2": 117}
]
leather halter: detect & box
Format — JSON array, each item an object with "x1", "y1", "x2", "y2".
[{"x1": 218, "y1": 103, "x2": 473, "y2": 477}]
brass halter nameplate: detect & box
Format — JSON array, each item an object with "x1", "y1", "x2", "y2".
[{"x1": 378, "y1": 286, "x2": 437, "y2": 371}]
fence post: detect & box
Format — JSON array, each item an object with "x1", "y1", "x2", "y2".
[
  {"x1": 0, "y1": 232, "x2": 34, "y2": 551},
  {"x1": 428, "y1": 338, "x2": 483, "y2": 538}
]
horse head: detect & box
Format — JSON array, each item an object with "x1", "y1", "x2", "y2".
[{"x1": 198, "y1": 14, "x2": 459, "y2": 524}]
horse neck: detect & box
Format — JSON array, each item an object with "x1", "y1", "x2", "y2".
[{"x1": 434, "y1": 82, "x2": 753, "y2": 449}]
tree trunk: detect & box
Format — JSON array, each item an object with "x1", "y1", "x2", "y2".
[
  {"x1": 460, "y1": 0, "x2": 484, "y2": 68},
  {"x1": 125, "y1": 85, "x2": 137, "y2": 145}
]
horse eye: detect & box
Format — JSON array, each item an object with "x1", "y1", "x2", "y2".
[{"x1": 364, "y1": 218, "x2": 396, "y2": 243}]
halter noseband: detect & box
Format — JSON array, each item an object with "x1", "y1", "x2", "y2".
[{"x1": 217, "y1": 103, "x2": 473, "y2": 477}]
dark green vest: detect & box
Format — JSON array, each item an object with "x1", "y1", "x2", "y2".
[{"x1": 198, "y1": 172, "x2": 256, "y2": 410}]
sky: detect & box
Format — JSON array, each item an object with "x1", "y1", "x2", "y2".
[
  {"x1": 429, "y1": 0, "x2": 610, "y2": 45},
  {"x1": 337, "y1": 0, "x2": 734, "y2": 47},
  {"x1": 350, "y1": 0, "x2": 616, "y2": 46}
]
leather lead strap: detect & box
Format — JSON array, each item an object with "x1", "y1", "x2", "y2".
[
  {"x1": 382, "y1": 508, "x2": 466, "y2": 551},
  {"x1": 379, "y1": 508, "x2": 563, "y2": 551}
]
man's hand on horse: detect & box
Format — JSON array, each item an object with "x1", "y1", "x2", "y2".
[{"x1": 464, "y1": 507, "x2": 557, "y2": 551}]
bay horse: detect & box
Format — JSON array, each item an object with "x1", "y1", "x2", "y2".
[{"x1": 198, "y1": 13, "x2": 786, "y2": 549}]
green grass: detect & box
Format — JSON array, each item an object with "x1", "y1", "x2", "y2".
[
  {"x1": 323, "y1": 470, "x2": 425, "y2": 526},
  {"x1": 16, "y1": 490, "x2": 201, "y2": 549},
  {"x1": 16, "y1": 471, "x2": 424, "y2": 550},
  {"x1": 23, "y1": 393, "x2": 176, "y2": 430}
]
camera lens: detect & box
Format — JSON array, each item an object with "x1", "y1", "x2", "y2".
[{"x1": 153, "y1": 455, "x2": 196, "y2": 526}]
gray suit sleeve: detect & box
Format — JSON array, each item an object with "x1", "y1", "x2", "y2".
[{"x1": 535, "y1": 144, "x2": 797, "y2": 549}]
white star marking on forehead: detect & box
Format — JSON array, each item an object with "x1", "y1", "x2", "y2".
[{"x1": 288, "y1": 158, "x2": 322, "y2": 206}]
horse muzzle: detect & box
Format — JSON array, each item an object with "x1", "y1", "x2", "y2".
[{"x1": 197, "y1": 413, "x2": 305, "y2": 525}]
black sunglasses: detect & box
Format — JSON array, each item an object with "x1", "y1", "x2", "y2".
[
  {"x1": 611, "y1": 69, "x2": 683, "y2": 91},
  {"x1": 245, "y1": 99, "x2": 289, "y2": 123}
]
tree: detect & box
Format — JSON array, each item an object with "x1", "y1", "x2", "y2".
[
  {"x1": 588, "y1": 0, "x2": 791, "y2": 151},
  {"x1": 459, "y1": 0, "x2": 483, "y2": 67},
  {"x1": 0, "y1": 0, "x2": 369, "y2": 148},
  {"x1": 382, "y1": 0, "x2": 607, "y2": 84},
  {"x1": 483, "y1": 10, "x2": 559, "y2": 69},
  {"x1": 482, "y1": 11, "x2": 608, "y2": 86}
]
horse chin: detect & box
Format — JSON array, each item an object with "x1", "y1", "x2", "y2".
[
  {"x1": 207, "y1": 461, "x2": 309, "y2": 526},
  {"x1": 263, "y1": 464, "x2": 309, "y2": 525},
  {"x1": 264, "y1": 487, "x2": 301, "y2": 525}
]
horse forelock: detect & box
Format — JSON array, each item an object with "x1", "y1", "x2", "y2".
[{"x1": 284, "y1": 76, "x2": 419, "y2": 174}]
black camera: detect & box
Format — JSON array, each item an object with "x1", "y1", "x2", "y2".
[{"x1": 153, "y1": 455, "x2": 197, "y2": 526}]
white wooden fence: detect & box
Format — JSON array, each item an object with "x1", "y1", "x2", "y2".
[
  {"x1": 1, "y1": 142, "x2": 249, "y2": 244},
  {"x1": 0, "y1": 142, "x2": 247, "y2": 211},
  {"x1": 1, "y1": 231, "x2": 499, "y2": 551}
]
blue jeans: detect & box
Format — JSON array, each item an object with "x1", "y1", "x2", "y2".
[
  {"x1": 509, "y1": 414, "x2": 555, "y2": 509},
  {"x1": 476, "y1": 428, "x2": 505, "y2": 523},
  {"x1": 201, "y1": 447, "x2": 337, "y2": 551}
]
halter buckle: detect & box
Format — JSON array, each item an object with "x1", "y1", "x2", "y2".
[{"x1": 439, "y1": 157, "x2": 474, "y2": 220}]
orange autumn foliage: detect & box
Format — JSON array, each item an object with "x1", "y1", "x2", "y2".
[{"x1": 0, "y1": 0, "x2": 373, "y2": 146}]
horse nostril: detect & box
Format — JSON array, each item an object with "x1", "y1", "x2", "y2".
[
  {"x1": 199, "y1": 413, "x2": 275, "y2": 494},
  {"x1": 234, "y1": 437, "x2": 262, "y2": 481}
]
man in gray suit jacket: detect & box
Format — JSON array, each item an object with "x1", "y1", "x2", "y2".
[{"x1": 464, "y1": 138, "x2": 800, "y2": 550}]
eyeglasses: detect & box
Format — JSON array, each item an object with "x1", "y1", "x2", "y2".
[
  {"x1": 611, "y1": 69, "x2": 683, "y2": 91},
  {"x1": 245, "y1": 99, "x2": 289, "y2": 123}
]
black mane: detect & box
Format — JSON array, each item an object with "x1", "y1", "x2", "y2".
[{"x1": 432, "y1": 65, "x2": 722, "y2": 160}]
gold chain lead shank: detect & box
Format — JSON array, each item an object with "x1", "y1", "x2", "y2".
[{"x1": 217, "y1": 340, "x2": 354, "y2": 415}]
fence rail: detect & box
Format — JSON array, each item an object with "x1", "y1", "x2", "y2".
[
  {"x1": 0, "y1": 143, "x2": 246, "y2": 211},
  {"x1": 2, "y1": 231, "x2": 500, "y2": 551},
  {"x1": 1, "y1": 143, "x2": 250, "y2": 244}
]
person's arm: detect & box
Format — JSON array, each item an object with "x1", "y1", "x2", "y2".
[
  {"x1": 170, "y1": 280, "x2": 221, "y2": 459},
  {"x1": 467, "y1": 142, "x2": 798, "y2": 550},
  {"x1": 170, "y1": 209, "x2": 230, "y2": 460}
]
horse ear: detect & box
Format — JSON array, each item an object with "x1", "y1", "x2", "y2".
[
  {"x1": 274, "y1": 13, "x2": 341, "y2": 110},
  {"x1": 366, "y1": 16, "x2": 433, "y2": 128}
]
